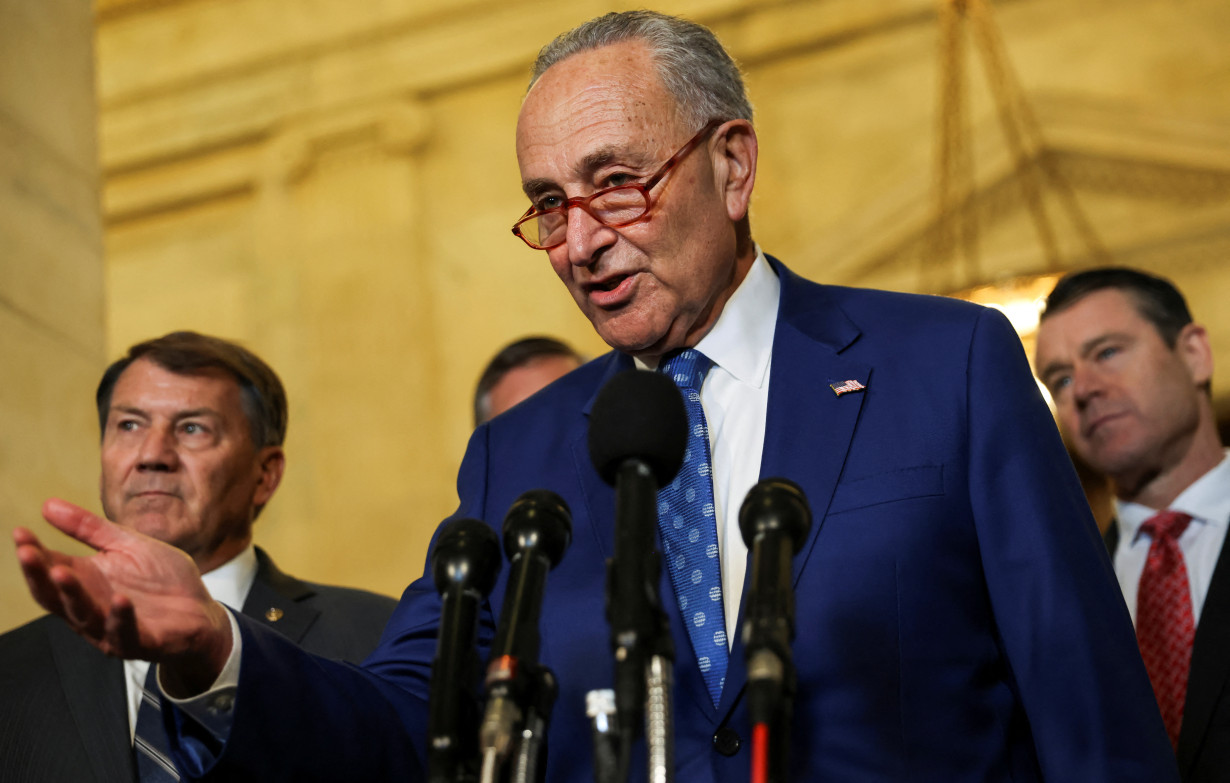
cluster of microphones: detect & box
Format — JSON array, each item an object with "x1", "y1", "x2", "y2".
[{"x1": 426, "y1": 369, "x2": 813, "y2": 783}]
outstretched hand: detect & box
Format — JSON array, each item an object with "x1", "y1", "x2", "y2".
[{"x1": 14, "y1": 498, "x2": 233, "y2": 695}]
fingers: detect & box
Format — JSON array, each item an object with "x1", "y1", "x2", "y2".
[
  {"x1": 102, "y1": 594, "x2": 141, "y2": 659},
  {"x1": 15, "y1": 530, "x2": 68, "y2": 617},
  {"x1": 41, "y1": 498, "x2": 124, "y2": 553},
  {"x1": 53, "y1": 564, "x2": 107, "y2": 640}
]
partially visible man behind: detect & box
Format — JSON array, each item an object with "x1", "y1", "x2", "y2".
[
  {"x1": 0, "y1": 331, "x2": 397, "y2": 782},
  {"x1": 473, "y1": 335, "x2": 584, "y2": 425},
  {"x1": 1035, "y1": 267, "x2": 1228, "y2": 782}
]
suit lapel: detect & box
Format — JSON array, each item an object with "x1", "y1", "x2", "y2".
[
  {"x1": 48, "y1": 622, "x2": 134, "y2": 782},
  {"x1": 1177, "y1": 527, "x2": 1230, "y2": 775},
  {"x1": 719, "y1": 260, "x2": 869, "y2": 720},
  {"x1": 241, "y1": 547, "x2": 321, "y2": 644}
]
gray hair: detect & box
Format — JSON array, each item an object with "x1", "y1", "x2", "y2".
[{"x1": 529, "y1": 11, "x2": 753, "y2": 129}]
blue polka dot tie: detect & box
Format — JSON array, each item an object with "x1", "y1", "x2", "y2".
[{"x1": 658, "y1": 348, "x2": 727, "y2": 707}]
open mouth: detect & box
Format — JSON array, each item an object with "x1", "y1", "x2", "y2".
[{"x1": 589, "y1": 273, "x2": 630, "y2": 293}]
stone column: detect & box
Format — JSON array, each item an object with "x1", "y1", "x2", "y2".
[{"x1": 0, "y1": 0, "x2": 105, "y2": 633}]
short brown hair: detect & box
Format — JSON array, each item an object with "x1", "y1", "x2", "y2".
[{"x1": 96, "y1": 331, "x2": 287, "y2": 448}]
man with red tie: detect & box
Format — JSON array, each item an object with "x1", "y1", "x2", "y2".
[{"x1": 1035, "y1": 267, "x2": 1229, "y2": 782}]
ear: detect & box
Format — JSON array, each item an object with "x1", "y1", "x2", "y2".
[
  {"x1": 1176, "y1": 322, "x2": 1214, "y2": 387},
  {"x1": 711, "y1": 119, "x2": 757, "y2": 222},
  {"x1": 253, "y1": 446, "x2": 286, "y2": 508}
]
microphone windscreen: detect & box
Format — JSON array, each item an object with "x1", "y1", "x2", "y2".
[
  {"x1": 432, "y1": 517, "x2": 502, "y2": 597},
  {"x1": 588, "y1": 369, "x2": 687, "y2": 487},
  {"x1": 503, "y1": 489, "x2": 573, "y2": 568},
  {"x1": 738, "y1": 477, "x2": 812, "y2": 552}
]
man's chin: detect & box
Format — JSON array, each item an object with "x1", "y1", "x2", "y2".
[
  {"x1": 118, "y1": 507, "x2": 184, "y2": 540},
  {"x1": 592, "y1": 316, "x2": 675, "y2": 358}
]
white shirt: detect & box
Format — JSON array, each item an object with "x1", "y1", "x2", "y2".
[
  {"x1": 637, "y1": 248, "x2": 779, "y2": 643},
  {"x1": 1113, "y1": 450, "x2": 1230, "y2": 627},
  {"x1": 127, "y1": 545, "x2": 257, "y2": 738}
]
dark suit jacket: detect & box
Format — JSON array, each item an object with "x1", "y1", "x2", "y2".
[
  {"x1": 170, "y1": 259, "x2": 1178, "y2": 782},
  {"x1": 1105, "y1": 519, "x2": 1230, "y2": 782},
  {"x1": 0, "y1": 546, "x2": 396, "y2": 783}
]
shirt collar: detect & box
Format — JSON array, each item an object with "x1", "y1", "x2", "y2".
[
  {"x1": 635, "y1": 246, "x2": 779, "y2": 385},
  {"x1": 1116, "y1": 449, "x2": 1230, "y2": 540},
  {"x1": 201, "y1": 544, "x2": 259, "y2": 611}
]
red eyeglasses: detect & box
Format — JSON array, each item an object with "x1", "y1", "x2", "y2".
[{"x1": 512, "y1": 119, "x2": 724, "y2": 250}]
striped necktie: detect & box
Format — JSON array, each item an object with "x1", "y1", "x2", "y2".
[
  {"x1": 134, "y1": 665, "x2": 180, "y2": 781},
  {"x1": 658, "y1": 348, "x2": 728, "y2": 707}
]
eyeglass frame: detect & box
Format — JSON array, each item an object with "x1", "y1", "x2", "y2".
[{"x1": 511, "y1": 118, "x2": 726, "y2": 250}]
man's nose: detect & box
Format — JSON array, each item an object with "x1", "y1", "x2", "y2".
[
  {"x1": 136, "y1": 424, "x2": 178, "y2": 471},
  {"x1": 1070, "y1": 363, "x2": 1102, "y2": 408},
  {"x1": 564, "y1": 204, "x2": 616, "y2": 266}
]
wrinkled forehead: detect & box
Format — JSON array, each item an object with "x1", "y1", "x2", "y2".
[{"x1": 515, "y1": 43, "x2": 681, "y2": 174}]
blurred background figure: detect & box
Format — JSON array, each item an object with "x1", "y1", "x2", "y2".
[
  {"x1": 1035, "y1": 267, "x2": 1228, "y2": 780},
  {"x1": 0, "y1": 331, "x2": 397, "y2": 783},
  {"x1": 473, "y1": 336, "x2": 584, "y2": 425}
]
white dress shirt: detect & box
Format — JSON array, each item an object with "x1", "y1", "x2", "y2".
[
  {"x1": 638, "y1": 248, "x2": 779, "y2": 644},
  {"x1": 1113, "y1": 450, "x2": 1230, "y2": 627},
  {"x1": 127, "y1": 545, "x2": 257, "y2": 737}
]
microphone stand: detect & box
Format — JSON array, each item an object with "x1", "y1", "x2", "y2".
[
  {"x1": 586, "y1": 369, "x2": 688, "y2": 783},
  {"x1": 508, "y1": 668, "x2": 557, "y2": 783},
  {"x1": 739, "y1": 478, "x2": 812, "y2": 783},
  {"x1": 606, "y1": 459, "x2": 675, "y2": 783},
  {"x1": 645, "y1": 653, "x2": 674, "y2": 783}
]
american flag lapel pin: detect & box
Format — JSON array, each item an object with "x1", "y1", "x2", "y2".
[{"x1": 829, "y1": 379, "x2": 866, "y2": 397}]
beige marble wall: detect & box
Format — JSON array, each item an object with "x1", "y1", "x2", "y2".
[
  {"x1": 92, "y1": 0, "x2": 1230, "y2": 602},
  {"x1": 0, "y1": 0, "x2": 105, "y2": 633}
]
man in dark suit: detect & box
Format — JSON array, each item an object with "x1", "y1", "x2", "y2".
[
  {"x1": 13, "y1": 12, "x2": 1178, "y2": 782},
  {"x1": 0, "y1": 331, "x2": 396, "y2": 782},
  {"x1": 1036, "y1": 267, "x2": 1228, "y2": 782}
]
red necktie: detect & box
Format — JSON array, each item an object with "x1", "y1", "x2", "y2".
[{"x1": 1135, "y1": 510, "x2": 1195, "y2": 750}]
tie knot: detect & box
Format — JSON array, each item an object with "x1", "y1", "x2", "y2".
[
  {"x1": 660, "y1": 348, "x2": 712, "y2": 391},
  {"x1": 1141, "y1": 510, "x2": 1193, "y2": 541}
]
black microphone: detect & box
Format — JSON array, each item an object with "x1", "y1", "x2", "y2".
[
  {"x1": 738, "y1": 478, "x2": 812, "y2": 729},
  {"x1": 588, "y1": 369, "x2": 687, "y2": 746},
  {"x1": 428, "y1": 517, "x2": 502, "y2": 783},
  {"x1": 479, "y1": 490, "x2": 573, "y2": 779}
]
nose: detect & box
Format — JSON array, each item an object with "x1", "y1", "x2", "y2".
[
  {"x1": 563, "y1": 203, "x2": 617, "y2": 267},
  {"x1": 1069, "y1": 362, "x2": 1102, "y2": 410},
  {"x1": 136, "y1": 423, "x2": 179, "y2": 472}
]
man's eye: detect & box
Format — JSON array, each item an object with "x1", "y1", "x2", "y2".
[
  {"x1": 1096, "y1": 346, "x2": 1119, "y2": 361},
  {"x1": 603, "y1": 172, "x2": 639, "y2": 188},
  {"x1": 181, "y1": 422, "x2": 205, "y2": 435},
  {"x1": 118, "y1": 420, "x2": 139, "y2": 431},
  {"x1": 535, "y1": 195, "x2": 564, "y2": 212}
]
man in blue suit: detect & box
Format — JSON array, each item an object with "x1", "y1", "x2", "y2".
[{"x1": 14, "y1": 10, "x2": 1178, "y2": 782}]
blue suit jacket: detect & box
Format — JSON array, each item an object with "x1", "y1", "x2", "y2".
[{"x1": 170, "y1": 259, "x2": 1178, "y2": 782}]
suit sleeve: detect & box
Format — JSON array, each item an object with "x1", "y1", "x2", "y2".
[
  {"x1": 166, "y1": 426, "x2": 503, "y2": 781},
  {"x1": 965, "y1": 307, "x2": 1179, "y2": 781}
]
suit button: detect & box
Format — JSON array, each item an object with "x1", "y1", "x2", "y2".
[{"x1": 713, "y1": 727, "x2": 741, "y2": 756}]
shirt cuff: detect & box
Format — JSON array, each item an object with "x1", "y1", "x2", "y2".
[{"x1": 156, "y1": 606, "x2": 243, "y2": 742}]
